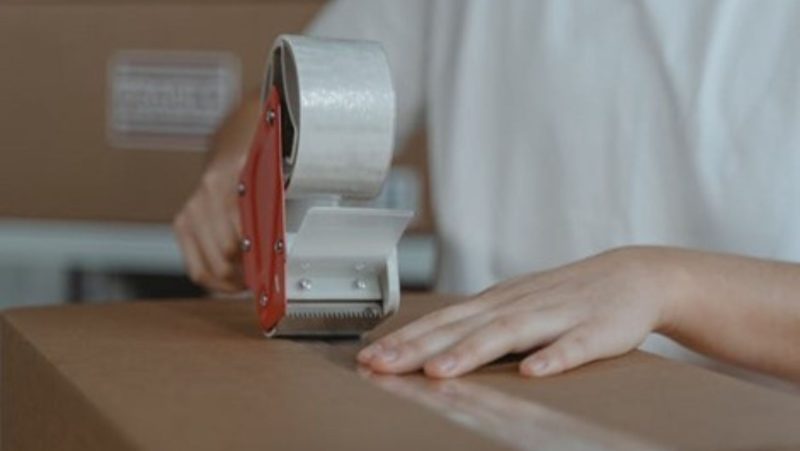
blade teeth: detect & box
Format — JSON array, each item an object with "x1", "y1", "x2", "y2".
[{"x1": 287, "y1": 308, "x2": 381, "y2": 320}]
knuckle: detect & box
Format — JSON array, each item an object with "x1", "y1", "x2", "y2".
[
  {"x1": 446, "y1": 348, "x2": 470, "y2": 363},
  {"x1": 456, "y1": 340, "x2": 485, "y2": 359},
  {"x1": 493, "y1": 315, "x2": 520, "y2": 331},
  {"x1": 561, "y1": 333, "x2": 590, "y2": 364},
  {"x1": 425, "y1": 307, "x2": 457, "y2": 325},
  {"x1": 568, "y1": 332, "x2": 590, "y2": 353},
  {"x1": 491, "y1": 314, "x2": 528, "y2": 341},
  {"x1": 382, "y1": 326, "x2": 417, "y2": 344}
]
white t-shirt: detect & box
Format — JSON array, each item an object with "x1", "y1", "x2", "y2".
[
  {"x1": 307, "y1": 1, "x2": 800, "y2": 387},
  {"x1": 309, "y1": 0, "x2": 800, "y2": 294}
]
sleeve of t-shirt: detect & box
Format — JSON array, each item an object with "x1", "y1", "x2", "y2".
[{"x1": 305, "y1": 0, "x2": 430, "y2": 151}]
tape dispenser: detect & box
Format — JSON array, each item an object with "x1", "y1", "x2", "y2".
[{"x1": 238, "y1": 35, "x2": 413, "y2": 337}]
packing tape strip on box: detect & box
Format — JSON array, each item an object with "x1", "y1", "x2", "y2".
[{"x1": 265, "y1": 35, "x2": 395, "y2": 199}]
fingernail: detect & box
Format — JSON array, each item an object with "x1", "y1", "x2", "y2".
[
  {"x1": 357, "y1": 344, "x2": 382, "y2": 363},
  {"x1": 376, "y1": 347, "x2": 399, "y2": 363},
  {"x1": 433, "y1": 355, "x2": 458, "y2": 374},
  {"x1": 528, "y1": 359, "x2": 549, "y2": 376}
]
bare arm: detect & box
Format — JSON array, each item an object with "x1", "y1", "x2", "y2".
[{"x1": 664, "y1": 249, "x2": 800, "y2": 381}]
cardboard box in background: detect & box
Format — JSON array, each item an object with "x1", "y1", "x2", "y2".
[{"x1": 0, "y1": 0, "x2": 433, "y2": 231}]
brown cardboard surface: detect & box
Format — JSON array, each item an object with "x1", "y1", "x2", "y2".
[
  {"x1": 0, "y1": 2, "x2": 321, "y2": 223},
  {"x1": 2, "y1": 295, "x2": 800, "y2": 450}
]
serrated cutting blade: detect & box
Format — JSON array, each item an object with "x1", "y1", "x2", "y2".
[{"x1": 268, "y1": 302, "x2": 385, "y2": 338}]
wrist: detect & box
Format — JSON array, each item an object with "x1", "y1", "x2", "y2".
[
  {"x1": 613, "y1": 246, "x2": 700, "y2": 336},
  {"x1": 646, "y1": 247, "x2": 702, "y2": 337}
]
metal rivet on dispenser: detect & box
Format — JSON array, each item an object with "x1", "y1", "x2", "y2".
[{"x1": 241, "y1": 238, "x2": 252, "y2": 252}]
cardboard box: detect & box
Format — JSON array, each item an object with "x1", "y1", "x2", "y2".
[
  {"x1": 0, "y1": 0, "x2": 322, "y2": 223},
  {"x1": 3, "y1": 294, "x2": 800, "y2": 450}
]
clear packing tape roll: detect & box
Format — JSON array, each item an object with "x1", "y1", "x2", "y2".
[{"x1": 265, "y1": 35, "x2": 395, "y2": 199}]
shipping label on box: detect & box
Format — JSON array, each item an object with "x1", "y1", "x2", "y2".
[{"x1": 108, "y1": 50, "x2": 241, "y2": 152}]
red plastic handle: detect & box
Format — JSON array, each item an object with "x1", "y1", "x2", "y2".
[{"x1": 238, "y1": 87, "x2": 287, "y2": 333}]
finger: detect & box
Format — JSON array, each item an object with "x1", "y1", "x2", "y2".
[
  {"x1": 222, "y1": 207, "x2": 247, "y2": 291},
  {"x1": 359, "y1": 282, "x2": 564, "y2": 365},
  {"x1": 366, "y1": 313, "x2": 495, "y2": 373},
  {"x1": 360, "y1": 275, "x2": 567, "y2": 363},
  {"x1": 423, "y1": 309, "x2": 577, "y2": 378},
  {"x1": 215, "y1": 219, "x2": 246, "y2": 291},
  {"x1": 216, "y1": 217, "x2": 241, "y2": 263},
  {"x1": 229, "y1": 261, "x2": 246, "y2": 290},
  {"x1": 197, "y1": 238, "x2": 240, "y2": 292},
  {"x1": 520, "y1": 323, "x2": 625, "y2": 377},
  {"x1": 229, "y1": 204, "x2": 243, "y2": 239},
  {"x1": 218, "y1": 196, "x2": 249, "y2": 291},
  {"x1": 359, "y1": 299, "x2": 497, "y2": 360},
  {"x1": 174, "y1": 220, "x2": 214, "y2": 289},
  {"x1": 191, "y1": 207, "x2": 241, "y2": 292},
  {"x1": 192, "y1": 229, "x2": 240, "y2": 293},
  {"x1": 224, "y1": 185, "x2": 244, "y2": 238},
  {"x1": 203, "y1": 197, "x2": 241, "y2": 263}
]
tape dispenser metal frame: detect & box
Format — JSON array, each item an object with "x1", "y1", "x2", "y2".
[{"x1": 238, "y1": 35, "x2": 412, "y2": 337}]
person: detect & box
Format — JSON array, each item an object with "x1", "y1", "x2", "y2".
[{"x1": 174, "y1": 0, "x2": 800, "y2": 383}]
